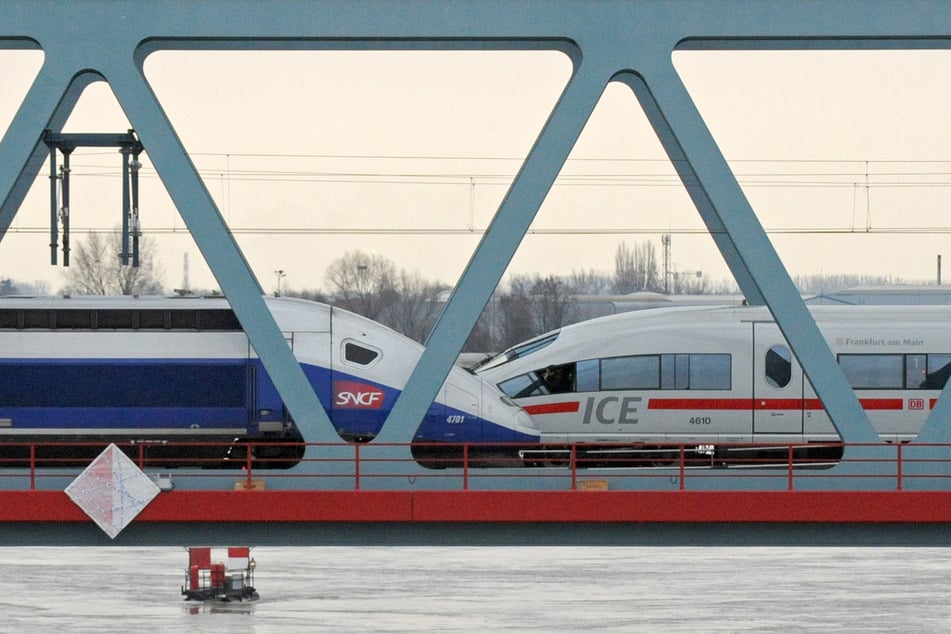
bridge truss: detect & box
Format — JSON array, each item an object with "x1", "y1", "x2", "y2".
[{"x1": 3, "y1": 1, "x2": 951, "y2": 543}]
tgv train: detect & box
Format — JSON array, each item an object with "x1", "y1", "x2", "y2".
[
  {"x1": 475, "y1": 304, "x2": 951, "y2": 463},
  {"x1": 0, "y1": 295, "x2": 537, "y2": 467}
]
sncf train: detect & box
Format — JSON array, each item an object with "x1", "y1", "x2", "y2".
[
  {"x1": 0, "y1": 295, "x2": 537, "y2": 467},
  {"x1": 475, "y1": 304, "x2": 951, "y2": 463}
]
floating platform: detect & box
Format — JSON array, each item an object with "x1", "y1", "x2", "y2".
[{"x1": 182, "y1": 547, "x2": 258, "y2": 602}]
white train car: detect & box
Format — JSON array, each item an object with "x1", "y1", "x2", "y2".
[
  {"x1": 475, "y1": 304, "x2": 951, "y2": 461},
  {"x1": 0, "y1": 295, "x2": 537, "y2": 467}
]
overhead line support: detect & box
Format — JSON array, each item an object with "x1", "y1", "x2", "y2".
[{"x1": 43, "y1": 129, "x2": 144, "y2": 268}]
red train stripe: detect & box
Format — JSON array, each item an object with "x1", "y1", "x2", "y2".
[
  {"x1": 525, "y1": 397, "x2": 909, "y2": 415},
  {"x1": 649, "y1": 398, "x2": 752, "y2": 410},
  {"x1": 649, "y1": 398, "x2": 905, "y2": 411},
  {"x1": 859, "y1": 398, "x2": 905, "y2": 410},
  {"x1": 523, "y1": 401, "x2": 581, "y2": 415}
]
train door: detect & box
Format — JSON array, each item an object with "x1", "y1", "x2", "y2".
[
  {"x1": 752, "y1": 322, "x2": 804, "y2": 437},
  {"x1": 251, "y1": 333, "x2": 296, "y2": 433},
  {"x1": 444, "y1": 383, "x2": 479, "y2": 441},
  {"x1": 252, "y1": 331, "x2": 333, "y2": 436},
  {"x1": 330, "y1": 334, "x2": 389, "y2": 441}
]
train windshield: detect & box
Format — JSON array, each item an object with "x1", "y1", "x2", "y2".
[{"x1": 473, "y1": 332, "x2": 560, "y2": 373}]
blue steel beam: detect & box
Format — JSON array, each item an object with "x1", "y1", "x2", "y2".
[
  {"x1": 0, "y1": 15, "x2": 341, "y2": 446},
  {"x1": 621, "y1": 59, "x2": 879, "y2": 444},
  {"x1": 0, "y1": 67, "x2": 100, "y2": 243},
  {"x1": 377, "y1": 47, "x2": 606, "y2": 442},
  {"x1": 1, "y1": 1, "x2": 951, "y2": 448},
  {"x1": 102, "y1": 57, "x2": 342, "y2": 446}
]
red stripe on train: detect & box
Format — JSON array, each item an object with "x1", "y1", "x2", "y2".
[
  {"x1": 523, "y1": 401, "x2": 581, "y2": 415},
  {"x1": 524, "y1": 397, "x2": 910, "y2": 415},
  {"x1": 649, "y1": 398, "x2": 905, "y2": 411},
  {"x1": 649, "y1": 399, "x2": 753, "y2": 410}
]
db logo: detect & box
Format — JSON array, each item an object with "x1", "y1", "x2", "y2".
[
  {"x1": 908, "y1": 398, "x2": 925, "y2": 411},
  {"x1": 334, "y1": 380, "x2": 385, "y2": 409}
]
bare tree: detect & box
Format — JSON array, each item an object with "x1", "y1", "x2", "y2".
[
  {"x1": 613, "y1": 240, "x2": 660, "y2": 293},
  {"x1": 325, "y1": 250, "x2": 397, "y2": 320},
  {"x1": 61, "y1": 230, "x2": 165, "y2": 295},
  {"x1": 531, "y1": 274, "x2": 573, "y2": 333},
  {"x1": 565, "y1": 268, "x2": 612, "y2": 295},
  {"x1": 379, "y1": 270, "x2": 447, "y2": 342},
  {"x1": 496, "y1": 276, "x2": 536, "y2": 348}
]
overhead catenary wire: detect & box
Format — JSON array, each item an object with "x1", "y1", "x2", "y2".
[{"x1": 29, "y1": 151, "x2": 951, "y2": 237}]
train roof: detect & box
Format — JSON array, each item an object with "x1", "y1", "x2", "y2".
[
  {"x1": 477, "y1": 302, "x2": 951, "y2": 371},
  {"x1": 0, "y1": 293, "x2": 328, "y2": 312},
  {"x1": 0, "y1": 294, "x2": 237, "y2": 308},
  {"x1": 561, "y1": 302, "x2": 951, "y2": 331},
  {"x1": 0, "y1": 294, "x2": 419, "y2": 342}
]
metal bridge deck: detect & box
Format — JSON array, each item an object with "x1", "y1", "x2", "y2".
[
  {"x1": 6, "y1": 488, "x2": 951, "y2": 547},
  {"x1": 4, "y1": 440, "x2": 951, "y2": 545}
]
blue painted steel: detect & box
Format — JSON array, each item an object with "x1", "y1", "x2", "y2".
[{"x1": 1, "y1": 0, "x2": 951, "y2": 465}]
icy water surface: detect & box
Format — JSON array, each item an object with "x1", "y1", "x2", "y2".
[{"x1": 0, "y1": 546, "x2": 949, "y2": 632}]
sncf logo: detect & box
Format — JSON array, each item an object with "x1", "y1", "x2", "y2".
[{"x1": 334, "y1": 380, "x2": 385, "y2": 409}]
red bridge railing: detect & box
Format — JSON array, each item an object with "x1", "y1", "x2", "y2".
[{"x1": 1, "y1": 440, "x2": 946, "y2": 492}]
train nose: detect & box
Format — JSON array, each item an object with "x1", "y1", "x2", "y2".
[{"x1": 514, "y1": 407, "x2": 539, "y2": 433}]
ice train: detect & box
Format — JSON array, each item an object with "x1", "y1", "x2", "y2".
[
  {"x1": 475, "y1": 304, "x2": 951, "y2": 462},
  {"x1": 0, "y1": 295, "x2": 537, "y2": 467}
]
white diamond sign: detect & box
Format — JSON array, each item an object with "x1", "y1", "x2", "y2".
[{"x1": 65, "y1": 444, "x2": 161, "y2": 539}]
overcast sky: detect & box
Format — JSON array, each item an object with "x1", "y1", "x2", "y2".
[{"x1": 2, "y1": 48, "x2": 951, "y2": 295}]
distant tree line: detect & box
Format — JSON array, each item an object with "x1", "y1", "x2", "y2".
[
  {"x1": 0, "y1": 235, "x2": 913, "y2": 354},
  {"x1": 302, "y1": 242, "x2": 727, "y2": 352},
  {"x1": 302, "y1": 244, "x2": 915, "y2": 353}
]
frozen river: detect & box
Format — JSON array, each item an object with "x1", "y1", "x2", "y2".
[{"x1": 1, "y1": 546, "x2": 949, "y2": 632}]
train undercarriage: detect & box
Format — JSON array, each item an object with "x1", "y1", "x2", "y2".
[{"x1": 519, "y1": 441, "x2": 845, "y2": 469}]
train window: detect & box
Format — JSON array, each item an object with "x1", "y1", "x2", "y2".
[
  {"x1": 499, "y1": 373, "x2": 546, "y2": 398},
  {"x1": 198, "y1": 309, "x2": 243, "y2": 330},
  {"x1": 906, "y1": 354, "x2": 927, "y2": 389},
  {"x1": 660, "y1": 354, "x2": 689, "y2": 389},
  {"x1": 689, "y1": 354, "x2": 731, "y2": 390},
  {"x1": 601, "y1": 355, "x2": 660, "y2": 390},
  {"x1": 96, "y1": 310, "x2": 134, "y2": 329},
  {"x1": 765, "y1": 345, "x2": 792, "y2": 389},
  {"x1": 539, "y1": 363, "x2": 573, "y2": 393},
  {"x1": 22, "y1": 310, "x2": 52, "y2": 329},
  {"x1": 923, "y1": 354, "x2": 951, "y2": 389},
  {"x1": 0, "y1": 309, "x2": 18, "y2": 328},
  {"x1": 54, "y1": 310, "x2": 95, "y2": 329},
  {"x1": 838, "y1": 354, "x2": 904, "y2": 389},
  {"x1": 575, "y1": 359, "x2": 599, "y2": 392},
  {"x1": 169, "y1": 309, "x2": 198, "y2": 329},
  {"x1": 139, "y1": 310, "x2": 168, "y2": 329},
  {"x1": 475, "y1": 332, "x2": 560, "y2": 372},
  {"x1": 343, "y1": 341, "x2": 380, "y2": 367}
]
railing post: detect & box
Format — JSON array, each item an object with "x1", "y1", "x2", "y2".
[
  {"x1": 29, "y1": 444, "x2": 35, "y2": 491},
  {"x1": 787, "y1": 444, "x2": 794, "y2": 491},
  {"x1": 138, "y1": 443, "x2": 145, "y2": 469},
  {"x1": 570, "y1": 444, "x2": 577, "y2": 490},
  {"x1": 463, "y1": 444, "x2": 469, "y2": 491},
  {"x1": 354, "y1": 443, "x2": 360, "y2": 491},
  {"x1": 896, "y1": 442, "x2": 903, "y2": 491},
  {"x1": 679, "y1": 445, "x2": 685, "y2": 491},
  {"x1": 245, "y1": 442, "x2": 253, "y2": 491}
]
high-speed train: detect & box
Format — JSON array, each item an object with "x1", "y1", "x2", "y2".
[
  {"x1": 475, "y1": 304, "x2": 951, "y2": 463},
  {"x1": 0, "y1": 295, "x2": 537, "y2": 467}
]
